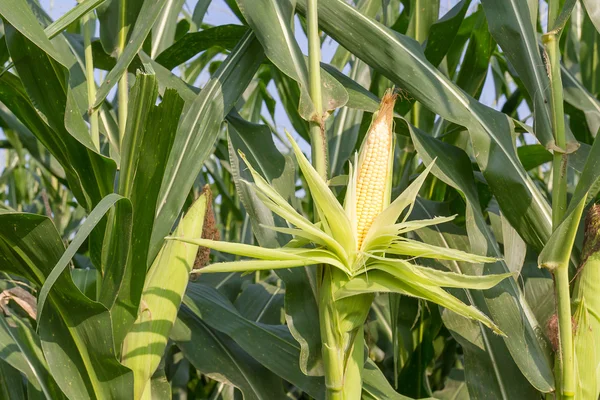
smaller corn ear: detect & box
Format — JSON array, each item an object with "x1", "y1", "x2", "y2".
[
  {"x1": 354, "y1": 90, "x2": 397, "y2": 250},
  {"x1": 121, "y1": 187, "x2": 212, "y2": 399},
  {"x1": 573, "y1": 205, "x2": 600, "y2": 400}
]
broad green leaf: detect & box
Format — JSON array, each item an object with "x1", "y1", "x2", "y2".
[
  {"x1": 409, "y1": 125, "x2": 555, "y2": 392},
  {"x1": 179, "y1": 283, "x2": 326, "y2": 398},
  {"x1": 1, "y1": 26, "x2": 115, "y2": 213},
  {"x1": 423, "y1": 0, "x2": 470, "y2": 68},
  {"x1": 44, "y1": 0, "x2": 107, "y2": 40},
  {"x1": 330, "y1": 0, "x2": 380, "y2": 70},
  {"x1": 71, "y1": 269, "x2": 98, "y2": 300},
  {"x1": 96, "y1": 0, "x2": 143, "y2": 55},
  {"x1": 327, "y1": 61, "x2": 369, "y2": 176},
  {"x1": 362, "y1": 359, "x2": 431, "y2": 400},
  {"x1": 150, "y1": 31, "x2": 264, "y2": 261},
  {"x1": 0, "y1": 0, "x2": 68, "y2": 66},
  {"x1": 432, "y1": 369, "x2": 469, "y2": 400},
  {"x1": 0, "y1": 313, "x2": 65, "y2": 399},
  {"x1": 0, "y1": 103, "x2": 66, "y2": 181},
  {"x1": 582, "y1": 0, "x2": 600, "y2": 33},
  {"x1": 562, "y1": 65, "x2": 600, "y2": 138},
  {"x1": 94, "y1": 0, "x2": 168, "y2": 108},
  {"x1": 445, "y1": 8, "x2": 478, "y2": 79},
  {"x1": 295, "y1": 0, "x2": 552, "y2": 252},
  {"x1": 155, "y1": 25, "x2": 249, "y2": 70},
  {"x1": 1, "y1": 11, "x2": 117, "y2": 269},
  {"x1": 234, "y1": 282, "x2": 284, "y2": 324},
  {"x1": 501, "y1": 213, "x2": 527, "y2": 275},
  {"x1": 172, "y1": 306, "x2": 287, "y2": 400},
  {"x1": 192, "y1": 0, "x2": 211, "y2": 26},
  {"x1": 517, "y1": 144, "x2": 553, "y2": 171},
  {"x1": 581, "y1": 8, "x2": 600, "y2": 96},
  {"x1": 407, "y1": 0, "x2": 440, "y2": 45},
  {"x1": 441, "y1": 294, "x2": 540, "y2": 400},
  {"x1": 37, "y1": 194, "x2": 131, "y2": 324},
  {"x1": 0, "y1": 359, "x2": 25, "y2": 400},
  {"x1": 321, "y1": 63, "x2": 380, "y2": 112},
  {"x1": 412, "y1": 199, "x2": 541, "y2": 400},
  {"x1": 0, "y1": 213, "x2": 133, "y2": 400},
  {"x1": 479, "y1": 0, "x2": 557, "y2": 149},
  {"x1": 150, "y1": 0, "x2": 186, "y2": 57},
  {"x1": 104, "y1": 67, "x2": 184, "y2": 347},
  {"x1": 237, "y1": 0, "x2": 347, "y2": 119},
  {"x1": 453, "y1": 6, "x2": 495, "y2": 99}
]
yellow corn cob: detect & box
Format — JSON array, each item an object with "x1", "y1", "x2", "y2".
[{"x1": 355, "y1": 90, "x2": 397, "y2": 249}]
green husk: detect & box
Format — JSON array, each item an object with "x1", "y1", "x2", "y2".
[
  {"x1": 572, "y1": 205, "x2": 600, "y2": 400},
  {"x1": 121, "y1": 188, "x2": 211, "y2": 399}
]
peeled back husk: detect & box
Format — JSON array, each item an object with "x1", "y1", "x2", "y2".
[{"x1": 121, "y1": 187, "x2": 212, "y2": 399}]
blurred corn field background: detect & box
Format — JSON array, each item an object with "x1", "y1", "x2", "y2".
[{"x1": 0, "y1": 0, "x2": 600, "y2": 399}]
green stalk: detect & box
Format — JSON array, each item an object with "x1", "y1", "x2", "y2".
[
  {"x1": 118, "y1": 0, "x2": 128, "y2": 147},
  {"x1": 79, "y1": 2, "x2": 99, "y2": 150},
  {"x1": 307, "y1": 0, "x2": 327, "y2": 180},
  {"x1": 543, "y1": 13, "x2": 573, "y2": 399},
  {"x1": 306, "y1": 3, "x2": 349, "y2": 398},
  {"x1": 319, "y1": 270, "x2": 345, "y2": 400}
]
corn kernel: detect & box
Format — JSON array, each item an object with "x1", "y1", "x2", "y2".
[{"x1": 355, "y1": 91, "x2": 397, "y2": 249}]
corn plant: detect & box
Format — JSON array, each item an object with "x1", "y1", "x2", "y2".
[{"x1": 0, "y1": 0, "x2": 599, "y2": 400}]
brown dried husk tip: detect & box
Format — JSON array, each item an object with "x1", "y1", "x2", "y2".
[
  {"x1": 373, "y1": 89, "x2": 397, "y2": 129},
  {"x1": 192, "y1": 185, "x2": 220, "y2": 276}
]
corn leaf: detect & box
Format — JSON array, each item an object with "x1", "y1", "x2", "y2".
[
  {"x1": 93, "y1": 0, "x2": 168, "y2": 108},
  {"x1": 0, "y1": 212, "x2": 133, "y2": 399},
  {"x1": 479, "y1": 0, "x2": 557, "y2": 150},
  {"x1": 409, "y1": 124, "x2": 555, "y2": 391},
  {"x1": 237, "y1": 0, "x2": 347, "y2": 120},
  {"x1": 0, "y1": 313, "x2": 65, "y2": 399},
  {"x1": 176, "y1": 283, "x2": 326, "y2": 398},
  {"x1": 150, "y1": 31, "x2": 264, "y2": 260},
  {"x1": 102, "y1": 67, "x2": 185, "y2": 347}
]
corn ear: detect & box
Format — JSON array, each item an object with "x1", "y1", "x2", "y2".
[
  {"x1": 354, "y1": 90, "x2": 397, "y2": 250},
  {"x1": 121, "y1": 187, "x2": 211, "y2": 400},
  {"x1": 573, "y1": 205, "x2": 600, "y2": 400}
]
